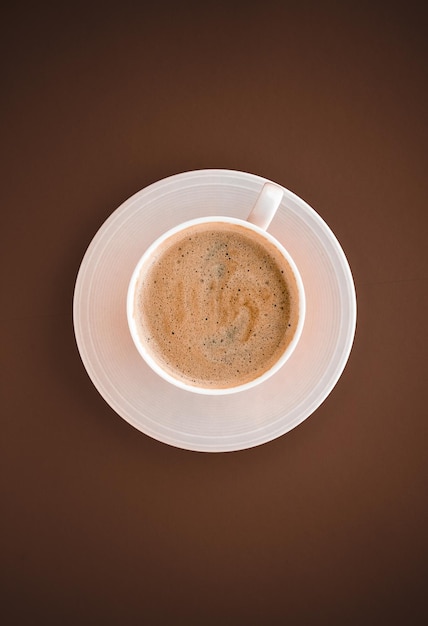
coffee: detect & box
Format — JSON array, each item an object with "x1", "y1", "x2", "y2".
[{"x1": 132, "y1": 222, "x2": 300, "y2": 389}]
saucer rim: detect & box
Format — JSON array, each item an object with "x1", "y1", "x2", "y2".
[{"x1": 73, "y1": 169, "x2": 357, "y2": 452}]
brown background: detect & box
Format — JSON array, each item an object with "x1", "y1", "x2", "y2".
[{"x1": 1, "y1": 1, "x2": 427, "y2": 625}]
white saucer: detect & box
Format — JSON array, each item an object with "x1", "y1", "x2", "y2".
[{"x1": 73, "y1": 170, "x2": 356, "y2": 452}]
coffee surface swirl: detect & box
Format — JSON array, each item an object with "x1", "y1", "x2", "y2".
[{"x1": 134, "y1": 222, "x2": 299, "y2": 388}]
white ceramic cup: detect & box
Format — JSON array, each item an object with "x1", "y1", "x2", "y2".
[{"x1": 127, "y1": 183, "x2": 306, "y2": 395}]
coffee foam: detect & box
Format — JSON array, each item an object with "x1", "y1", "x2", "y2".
[{"x1": 134, "y1": 222, "x2": 300, "y2": 388}]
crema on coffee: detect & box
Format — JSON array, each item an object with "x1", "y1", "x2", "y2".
[{"x1": 132, "y1": 222, "x2": 300, "y2": 388}]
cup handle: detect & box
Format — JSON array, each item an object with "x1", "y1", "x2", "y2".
[{"x1": 246, "y1": 182, "x2": 284, "y2": 231}]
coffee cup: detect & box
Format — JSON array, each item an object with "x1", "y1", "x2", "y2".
[{"x1": 127, "y1": 182, "x2": 305, "y2": 395}]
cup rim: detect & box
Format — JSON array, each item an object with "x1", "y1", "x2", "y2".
[{"x1": 126, "y1": 215, "x2": 306, "y2": 395}]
